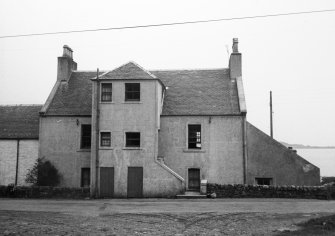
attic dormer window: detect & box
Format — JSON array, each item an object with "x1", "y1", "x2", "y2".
[
  {"x1": 101, "y1": 83, "x2": 113, "y2": 102},
  {"x1": 125, "y1": 83, "x2": 140, "y2": 101}
]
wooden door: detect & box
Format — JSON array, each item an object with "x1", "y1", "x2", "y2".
[
  {"x1": 100, "y1": 167, "x2": 114, "y2": 198},
  {"x1": 127, "y1": 167, "x2": 143, "y2": 198},
  {"x1": 188, "y1": 168, "x2": 200, "y2": 191}
]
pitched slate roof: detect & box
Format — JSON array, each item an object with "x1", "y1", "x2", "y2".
[
  {"x1": 0, "y1": 105, "x2": 42, "y2": 139},
  {"x1": 100, "y1": 62, "x2": 157, "y2": 80},
  {"x1": 46, "y1": 71, "x2": 102, "y2": 116},
  {"x1": 152, "y1": 69, "x2": 240, "y2": 115},
  {"x1": 44, "y1": 65, "x2": 241, "y2": 116}
]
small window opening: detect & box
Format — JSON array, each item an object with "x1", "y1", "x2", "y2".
[
  {"x1": 255, "y1": 178, "x2": 273, "y2": 186},
  {"x1": 188, "y1": 124, "x2": 201, "y2": 149},
  {"x1": 101, "y1": 83, "x2": 113, "y2": 102},
  {"x1": 81, "y1": 124, "x2": 91, "y2": 149},
  {"x1": 125, "y1": 83, "x2": 140, "y2": 101},
  {"x1": 126, "y1": 132, "x2": 140, "y2": 147},
  {"x1": 100, "y1": 132, "x2": 111, "y2": 147}
]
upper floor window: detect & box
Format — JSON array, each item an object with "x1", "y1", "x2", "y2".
[
  {"x1": 188, "y1": 124, "x2": 201, "y2": 149},
  {"x1": 101, "y1": 83, "x2": 113, "y2": 102},
  {"x1": 80, "y1": 124, "x2": 91, "y2": 149},
  {"x1": 125, "y1": 83, "x2": 140, "y2": 101},
  {"x1": 100, "y1": 132, "x2": 111, "y2": 147},
  {"x1": 126, "y1": 132, "x2": 140, "y2": 147}
]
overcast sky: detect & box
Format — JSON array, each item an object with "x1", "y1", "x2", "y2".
[{"x1": 1, "y1": 0, "x2": 335, "y2": 146}]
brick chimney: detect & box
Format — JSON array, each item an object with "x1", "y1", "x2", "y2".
[
  {"x1": 57, "y1": 45, "x2": 77, "y2": 81},
  {"x1": 229, "y1": 38, "x2": 241, "y2": 79}
]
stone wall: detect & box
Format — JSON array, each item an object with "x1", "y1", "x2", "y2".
[
  {"x1": 207, "y1": 183, "x2": 335, "y2": 200},
  {"x1": 0, "y1": 140, "x2": 38, "y2": 186},
  {"x1": 0, "y1": 185, "x2": 90, "y2": 199},
  {"x1": 246, "y1": 122, "x2": 320, "y2": 186}
]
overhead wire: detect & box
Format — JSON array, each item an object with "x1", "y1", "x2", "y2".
[{"x1": 0, "y1": 8, "x2": 335, "y2": 39}]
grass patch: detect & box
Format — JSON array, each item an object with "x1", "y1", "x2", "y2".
[{"x1": 277, "y1": 214, "x2": 335, "y2": 236}]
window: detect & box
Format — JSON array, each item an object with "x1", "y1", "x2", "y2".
[
  {"x1": 81, "y1": 168, "x2": 90, "y2": 187},
  {"x1": 100, "y1": 132, "x2": 111, "y2": 147},
  {"x1": 126, "y1": 132, "x2": 140, "y2": 147},
  {"x1": 256, "y1": 178, "x2": 273, "y2": 186},
  {"x1": 125, "y1": 83, "x2": 140, "y2": 101},
  {"x1": 188, "y1": 124, "x2": 201, "y2": 149},
  {"x1": 101, "y1": 83, "x2": 113, "y2": 102},
  {"x1": 80, "y1": 124, "x2": 91, "y2": 149}
]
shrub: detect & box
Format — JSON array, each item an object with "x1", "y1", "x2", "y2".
[{"x1": 25, "y1": 157, "x2": 61, "y2": 186}]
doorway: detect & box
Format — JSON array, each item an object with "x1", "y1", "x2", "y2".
[{"x1": 188, "y1": 168, "x2": 200, "y2": 191}]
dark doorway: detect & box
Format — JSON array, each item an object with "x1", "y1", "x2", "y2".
[
  {"x1": 127, "y1": 167, "x2": 143, "y2": 198},
  {"x1": 100, "y1": 167, "x2": 114, "y2": 198},
  {"x1": 188, "y1": 168, "x2": 200, "y2": 191}
]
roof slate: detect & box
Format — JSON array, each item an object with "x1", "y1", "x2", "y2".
[
  {"x1": 152, "y1": 69, "x2": 240, "y2": 115},
  {"x1": 46, "y1": 71, "x2": 100, "y2": 116},
  {"x1": 0, "y1": 105, "x2": 42, "y2": 139},
  {"x1": 45, "y1": 66, "x2": 241, "y2": 116},
  {"x1": 101, "y1": 62, "x2": 157, "y2": 80}
]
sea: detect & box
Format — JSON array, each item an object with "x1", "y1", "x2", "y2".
[{"x1": 296, "y1": 148, "x2": 335, "y2": 177}]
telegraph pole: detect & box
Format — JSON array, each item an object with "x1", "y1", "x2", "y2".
[{"x1": 270, "y1": 91, "x2": 273, "y2": 138}]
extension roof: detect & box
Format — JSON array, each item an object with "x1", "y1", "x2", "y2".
[
  {"x1": 43, "y1": 62, "x2": 241, "y2": 116},
  {"x1": 0, "y1": 105, "x2": 42, "y2": 139}
]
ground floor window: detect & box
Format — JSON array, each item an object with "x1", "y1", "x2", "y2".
[
  {"x1": 255, "y1": 178, "x2": 272, "y2": 186},
  {"x1": 81, "y1": 168, "x2": 90, "y2": 187}
]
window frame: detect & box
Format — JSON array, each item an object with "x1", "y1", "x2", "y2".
[
  {"x1": 80, "y1": 124, "x2": 91, "y2": 149},
  {"x1": 255, "y1": 178, "x2": 273, "y2": 186},
  {"x1": 188, "y1": 124, "x2": 202, "y2": 149},
  {"x1": 100, "y1": 131, "x2": 111, "y2": 147},
  {"x1": 101, "y1": 83, "x2": 113, "y2": 102},
  {"x1": 125, "y1": 132, "x2": 141, "y2": 148},
  {"x1": 125, "y1": 83, "x2": 140, "y2": 101}
]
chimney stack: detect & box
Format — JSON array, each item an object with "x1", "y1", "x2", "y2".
[
  {"x1": 229, "y1": 38, "x2": 241, "y2": 79},
  {"x1": 57, "y1": 45, "x2": 77, "y2": 81}
]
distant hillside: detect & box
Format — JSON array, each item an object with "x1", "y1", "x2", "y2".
[{"x1": 280, "y1": 141, "x2": 335, "y2": 149}]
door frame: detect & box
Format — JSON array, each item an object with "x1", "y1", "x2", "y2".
[
  {"x1": 187, "y1": 168, "x2": 201, "y2": 191},
  {"x1": 99, "y1": 167, "x2": 114, "y2": 198},
  {"x1": 127, "y1": 166, "x2": 143, "y2": 198}
]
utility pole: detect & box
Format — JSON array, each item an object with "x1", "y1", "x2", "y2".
[{"x1": 270, "y1": 91, "x2": 273, "y2": 138}]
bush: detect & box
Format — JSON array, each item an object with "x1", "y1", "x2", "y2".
[
  {"x1": 25, "y1": 157, "x2": 61, "y2": 186},
  {"x1": 321, "y1": 177, "x2": 335, "y2": 185}
]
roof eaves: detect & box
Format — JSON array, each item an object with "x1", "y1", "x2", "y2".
[
  {"x1": 40, "y1": 81, "x2": 61, "y2": 115},
  {"x1": 236, "y1": 76, "x2": 247, "y2": 114}
]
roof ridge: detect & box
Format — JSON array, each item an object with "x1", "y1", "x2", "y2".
[
  {"x1": 73, "y1": 70, "x2": 108, "y2": 73},
  {"x1": 0, "y1": 104, "x2": 43, "y2": 106},
  {"x1": 149, "y1": 67, "x2": 229, "y2": 72}
]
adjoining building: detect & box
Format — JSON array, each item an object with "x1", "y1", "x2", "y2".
[
  {"x1": 0, "y1": 39, "x2": 320, "y2": 197},
  {"x1": 0, "y1": 105, "x2": 41, "y2": 186}
]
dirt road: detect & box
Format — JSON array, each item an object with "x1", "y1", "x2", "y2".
[{"x1": 1, "y1": 198, "x2": 334, "y2": 235}]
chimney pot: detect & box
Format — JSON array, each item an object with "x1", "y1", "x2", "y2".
[
  {"x1": 63, "y1": 45, "x2": 73, "y2": 59},
  {"x1": 57, "y1": 45, "x2": 77, "y2": 81},
  {"x1": 232, "y1": 38, "x2": 239, "y2": 53}
]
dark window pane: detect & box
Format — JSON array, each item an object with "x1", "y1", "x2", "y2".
[
  {"x1": 188, "y1": 124, "x2": 201, "y2": 149},
  {"x1": 126, "y1": 132, "x2": 140, "y2": 147},
  {"x1": 81, "y1": 125, "x2": 91, "y2": 149},
  {"x1": 81, "y1": 168, "x2": 90, "y2": 187},
  {"x1": 101, "y1": 132, "x2": 111, "y2": 147},
  {"x1": 101, "y1": 83, "x2": 113, "y2": 102},
  {"x1": 125, "y1": 83, "x2": 140, "y2": 101},
  {"x1": 256, "y1": 178, "x2": 272, "y2": 186}
]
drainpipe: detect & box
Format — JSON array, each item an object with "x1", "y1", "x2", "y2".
[
  {"x1": 95, "y1": 69, "x2": 100, "y2": 197},
  {"x1": 15, "y1": 139, "x2": 20, "y2": 185},
  {"x1": 242, "y1": 114, "x2": 247, "y2": 184}
]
